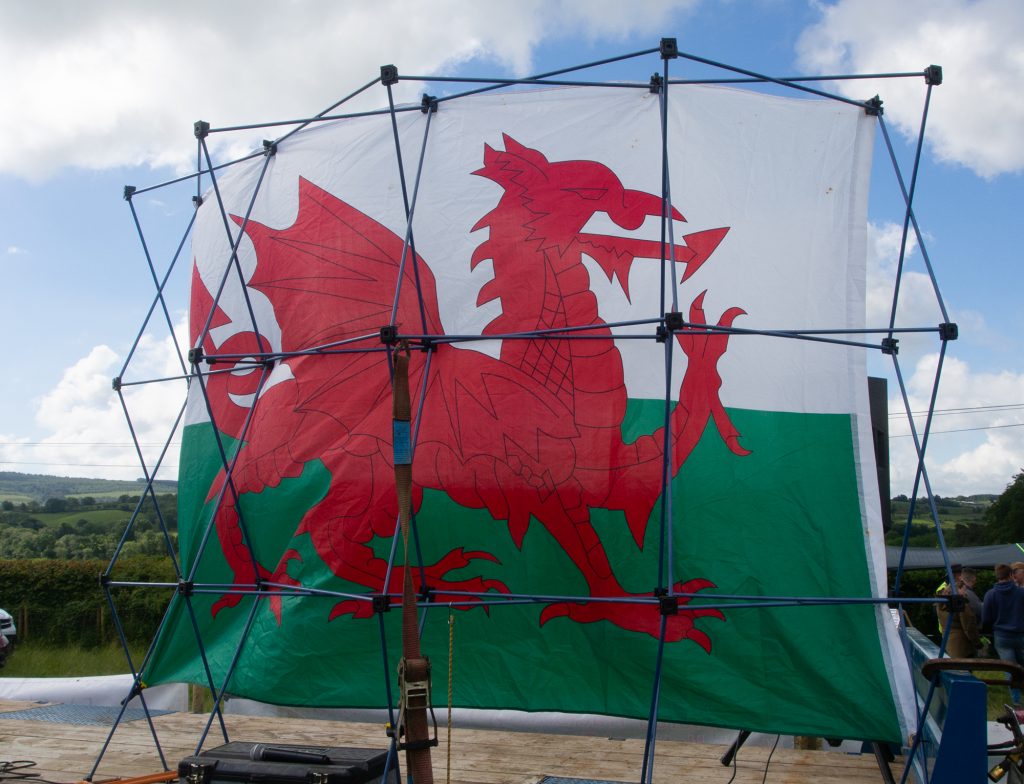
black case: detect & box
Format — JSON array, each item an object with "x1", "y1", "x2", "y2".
[{"x1": 178, "y1": 741, "x2": 400, "y2": 784}]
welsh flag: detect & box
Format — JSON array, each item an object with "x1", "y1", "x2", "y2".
[{"x1": 143, "y1": 84, "x2": 914, "y2": 743}]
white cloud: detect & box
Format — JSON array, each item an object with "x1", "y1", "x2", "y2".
[
  {"x1": 0, "y1": 0, "x2": 698, "y2": 181},
  {"x1": 797, "y1": 0, "x2": 1024, "y2": 177},
  {"x1": 888, "y1": 353, "x2": 1024, "y2": 495},
  {"x1": 865, "y1": 218, "x2": 1013, "y2": 498},
  {"x1": 6, "y1": 246, "x2": 27, "y2": 255},
  {"x1": 866, "y1": 220, "x2": 939, "y2": 330},
  {"x1": 0, "y1": 321, "x2": 189, "y2": 481}
]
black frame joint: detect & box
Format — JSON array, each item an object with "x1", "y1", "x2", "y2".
[
  {"x1": 649, "y1": 73, "x2": 663, "y2": 94},
  {"x1": 881, "y1": 337, "x2": 899, "y2": 355},
  {"x1": 188, "y1": 346, "x2": 205, "y2": 365},
  {"x1": 658, "y1": 595, "x2": 678, "y2": 617},
  {"x1": 192, "y1": 195, "x2": 203, "y2": 209},
  {"x1": 123, "y1": 185, "x2": 136, "y2": 201},
  {"x1": 660, "y1": 38, "x2": 678, "y2": 60},
  {"x1": 924, "y1": 65, "x2": 943, "y2": 86},
  {"x1": 421, "y1": 94, "x2": 438, "y2": 114},
  {"x1": 263, "y1": 139, "x2": 278, "y2": 157},
  {"x1": 664, "y1": 311, "x2": 684, "y2": 332},
  {"x1": 939, "y1": 322, "x2": 958, "y2": 341},
  {"x1": 111, "y1": 376, "x2": 122, "y2": 391},
  {"x1": 194, "y1": 120, "x2": 210, "y2": 139},
  {"x1": 418, "y1": 585, "x2": 434, "y2": 604},
  {"x1": 122, "y1": 680, "x2": 145, "y2": 703},
  {"x1": 380, "y1": 65, "x2": 399, "y2": 86},
  {"x1": 864, "y1": 96, "x2": 883, "y2": 116},
  {"x1": 178, "y1": 580, "x2": 195, "y2": 597},
  {"x1": 380, "y1": 325, "x2": 399, "y2": 345},
  {"x1": 372, "y1": 594, "x2": 391, "y2": 614},
  {"x1": 99, "y1": 573, "x2": 112, "y2": 588}
]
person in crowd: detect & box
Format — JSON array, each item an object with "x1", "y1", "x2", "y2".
[
  {"x1": 936, "y1": 564, "x2": 963, "y2": 635},
  {"x1": 937, "y1": 568, "x2": 981, "y2": 658},
  {"x1": 982, "y1": 563, "x2": 1024, "y2": 704},
  {"x1": 961, "y1": 567, "x2": 983, "y2": 614},
  {"x1": 1012, "y1": 562, "x2": 1024, "y2": 587},
  {"x1": 960, "y1": 567, "x2": 989, "y2": 655}
]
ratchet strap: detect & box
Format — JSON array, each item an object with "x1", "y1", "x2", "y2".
[{"x1": 391, "y1": 343, "x2": 436, "y2": 783}]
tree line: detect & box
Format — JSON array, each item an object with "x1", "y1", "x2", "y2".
[
  {"x1": 885, "y1": 483, "x2": 1023, "y2": 548},
  {"x1": 0, "y1": 470, "x2": 177, "y2": 503},
  {"x1": 0, "y1": 494, "x2": 178, "y2": 560}
]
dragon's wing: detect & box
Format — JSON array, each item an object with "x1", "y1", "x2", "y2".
[
  {"x1": 242, "y1": 177, "x2": 443, "y2": 350},
  {"x1": 236, "y1": 178, "x2": 444, "y2": 436},
  {"x1": 191, "y1": 177, "x2": 445, "y2": 465}
]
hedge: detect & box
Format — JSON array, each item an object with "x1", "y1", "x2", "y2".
[{"x1": 0, "y1": 556, "x2": 177, "y2": 647}]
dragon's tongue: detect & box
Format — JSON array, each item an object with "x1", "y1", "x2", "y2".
[
  {"x1": 578, "y1": 225, "x2": 729, "y2": 299},
  {"x1": 680, "y1": 227, "x2": 729, "y2": 282}
]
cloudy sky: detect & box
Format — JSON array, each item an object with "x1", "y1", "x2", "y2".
[{"x1": 0, "y1": 0, "x2": 1021, "y2": 498}]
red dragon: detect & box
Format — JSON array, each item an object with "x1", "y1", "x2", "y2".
[{"x1": 190, "y1": 134, "x2": 749, "y2": 651}]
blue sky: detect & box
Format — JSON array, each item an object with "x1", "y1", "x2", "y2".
[{"x1": 0, "y1": 0, "x2": 1021, "y2": 497}]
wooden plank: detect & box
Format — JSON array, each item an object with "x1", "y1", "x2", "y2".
[{"x1": 0, "y1": 702, "x2": 902, "y2": 784}]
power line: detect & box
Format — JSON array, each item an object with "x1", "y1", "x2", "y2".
[
  {"x1": 889, "y1": 402, "x2": 1024, "y2": 419},
  {"x1": 0, "y1": 460, "x2": 179, "y2": 470},
  {"x1": 0, "y1": 441, "x2": 181, "y2": 448},
  {"x1": 890, "y1": 422, "x2": 1024, "y2": 438}
]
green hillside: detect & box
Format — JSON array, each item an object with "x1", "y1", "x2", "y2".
[
  {"x1": 886, "y1": 494, "x2": 997, "y2": 547},
  {"x1": 0, "y1": 471, "x2": 177, "y2": 504}
]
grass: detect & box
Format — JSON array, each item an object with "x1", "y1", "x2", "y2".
[
  {"x1": 1, "y1": 641, "x2": 215, "y2": 714},
  {"x1": 0, "y1": 493, "x2": 35, "y2": 505},
  {"x1": 1, "y1": 641, "x2": 147, "y2": 678},
  {"x1": 33, "y1": 508, "x2": 131, "y2": 527},
  {"x1": 980, "y1": 670, "x2": 1024, "y2": 720}
]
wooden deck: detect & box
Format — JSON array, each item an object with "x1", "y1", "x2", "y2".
[{"x1": 0, "y1": 699, "x2": 901, "y2": 784}]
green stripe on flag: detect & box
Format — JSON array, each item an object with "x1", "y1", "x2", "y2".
[{"x1": 146, "y1": 405, "x2": 898, "y2": 741}]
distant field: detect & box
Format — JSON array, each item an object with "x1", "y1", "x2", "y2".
[
  {"x1": 0, "y1": 492, "x2": 34, "y2": 505},
  {"x1": 891, "y1": 497, "x2": 993, "y2": 526},
  {"x1": 34, "y1": 508, "x2": 133, "y2": 527},
  {"x1": 886, "y1": 495, "x2": 997, "y2": 546},
  {"x1": 0, "y1": 471, "x2": 176, "y2": 504},
  {"x1": 68, "y1": 489, "x2": 177, "y2": 500}
]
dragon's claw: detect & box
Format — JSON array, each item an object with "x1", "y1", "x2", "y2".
[
  {"x1": 329, "y1": 599, "x2": 373, "y2": 621},
  {"x1": 324, "y1": 546, "x2": 510, "y2": 622},
  {"x1": 539, "y1": 578, "x2": 723, "y2": 649},
  {"x1": 211, "y1": 592, "x2": 244, "y2": 618},
  {"x1": 433, "y1": 547, "x2": 502, "y2": 570}
]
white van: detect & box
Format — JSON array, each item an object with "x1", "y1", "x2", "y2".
[{"x1": 0, "y1": 607, "x2": 16, "y2": 648}]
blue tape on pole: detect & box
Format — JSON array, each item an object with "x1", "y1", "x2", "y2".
[{"x1": 393, "y1": 420, "x2": 412, "y2": 465}]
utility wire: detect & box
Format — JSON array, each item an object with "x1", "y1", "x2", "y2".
[
  {"x1": 0, "y1": 441, "x2": 181, "y2": 448},
  {"x1": 891, "y1": 402, "x2": 1024, "y2": 418},
  {"x1": 0, "y1": 460, "x2": 179, "y2": 470},
  {"x1": 890, "y1": 422, "x2": 1024, "y2": 438}
]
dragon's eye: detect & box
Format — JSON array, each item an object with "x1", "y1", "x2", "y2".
[{"x1": 564, "y1": 188, "x2": 607, "y2": 201}]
